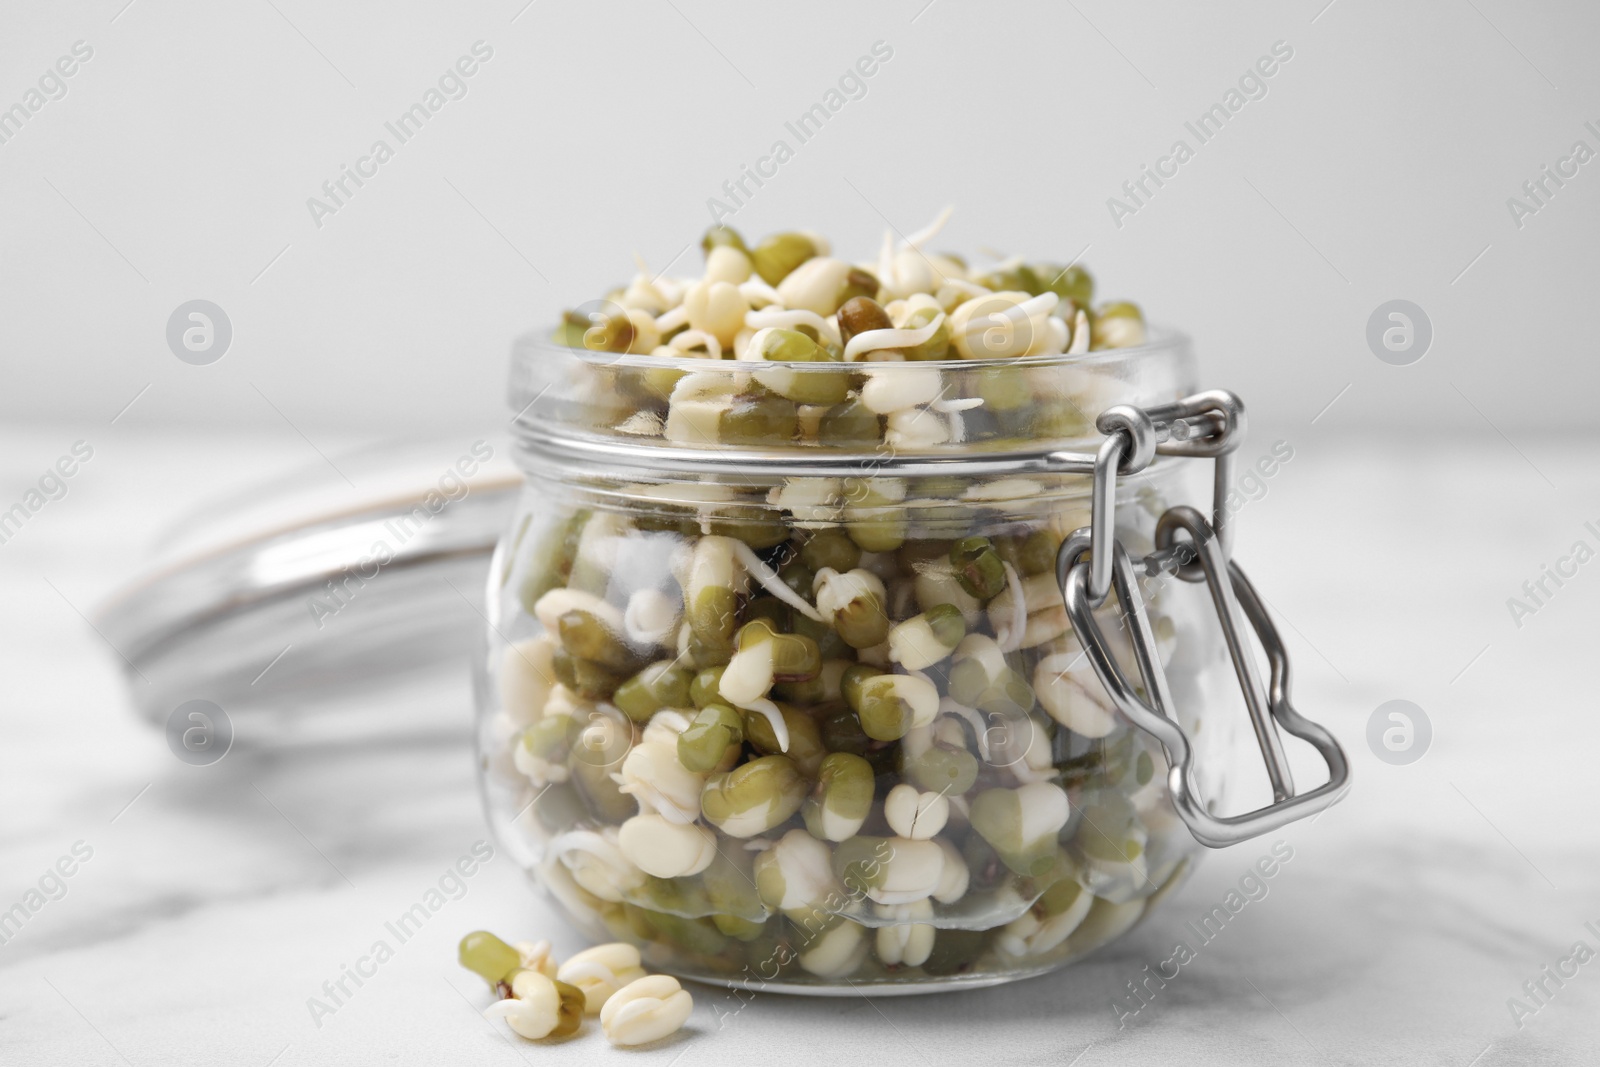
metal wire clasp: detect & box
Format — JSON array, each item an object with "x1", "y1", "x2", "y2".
[{"x1": 1057, "y1": 391, "x2": 1350, "y2": 848}]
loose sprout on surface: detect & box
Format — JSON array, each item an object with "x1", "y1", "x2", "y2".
[
  {"x1": 460, "y1": 930, "x2": 523, "y2": 987},
  {"x1": 482, "y1": 971, "x2": 587, "y2": 1040},
  {"x1": 556, "y1": 941, "x2": 648, "y2": 1013},
  {"x1": 463, "y1": 934, "x2": 695, "y2": 1047},
  {"x1": 600, "y1": 974, "x2": 696, "y2": 1047},
  {"x1": 485, "y1": 215, "x2": 1205, "y2": 992}
]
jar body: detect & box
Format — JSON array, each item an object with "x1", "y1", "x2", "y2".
[{"x1": 475, "y1": 443, "x2": 1239, "y2": 990}]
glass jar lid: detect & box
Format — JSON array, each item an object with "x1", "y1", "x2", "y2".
[{"x1": 94, "y1": 440, "x2": 520, "y2": 744}]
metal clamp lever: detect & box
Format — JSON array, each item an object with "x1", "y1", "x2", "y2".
[
  {"x1": 1057, "y1": 393, "x2": 1350, "y2": 848},
  {"x1": 1083, "y1": 391, "x2": 1245, "y2": 603}
]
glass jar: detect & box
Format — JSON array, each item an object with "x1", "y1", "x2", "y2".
[{"x1": 475, "y1": 332, "x2": 1268, "y2": 992}]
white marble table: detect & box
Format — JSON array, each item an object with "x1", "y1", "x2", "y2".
[{"x1": 2, "y1": 424, "x2": 1596, "y2": 1066}]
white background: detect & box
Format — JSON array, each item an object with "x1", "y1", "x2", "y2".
[{"x1": 2, "y1": 0, "x2": 1597, "y2": 436}]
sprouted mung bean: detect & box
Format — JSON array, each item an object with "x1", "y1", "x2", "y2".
[
  {"x1": 599, "y1": 973, "x2": 696, "y2": 1046},
  {"x1": 463, "y1": 932, "x2": 694, "y2": 1046},
  {"x1": 486, "y1": 213, "x2": 1208, "y2": 990}
]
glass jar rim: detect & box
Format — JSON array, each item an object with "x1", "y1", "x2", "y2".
[{"x1": 507, "y1": 324, "x2": 1200, "y2": 480}]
